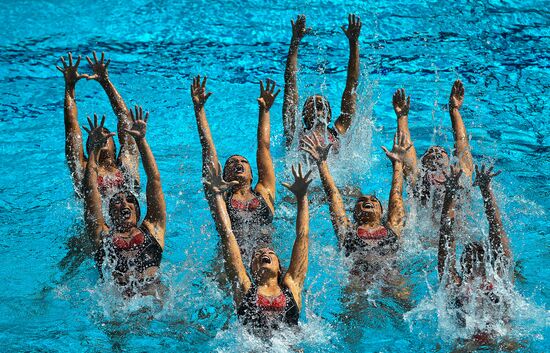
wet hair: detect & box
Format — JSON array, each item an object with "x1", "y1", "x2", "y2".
[
  {"x1": 460, "y1": 241, "x2": 485, "y2": 275},
  {"x1": 420, "y1": 145, "x2": 449, "y2": 165},
  {"x1": 108, "y1": 190, "x2": 141, "y2": 224},
  {"x1": 302, "y1": 95, "x2": 332, "y2": 129},
  {"x1": 353, "y1": 194, "x2": 384, "y2": 223},
  {"x1": 223, "y1": 155, "x2": 252, "y2": 181},
  {"x1": 85, "y1": 127, "x2": 115, "y2": 157}
]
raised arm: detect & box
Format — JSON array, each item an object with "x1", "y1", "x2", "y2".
[
  {"x1": 191, "y1": 75, "x2": 220, "y2": 193},
  {"x1": 125, "y1": 107, "x2": 166, "y2": 248},
  {"x1": 449, "y1": 80, "x2": 473, "y2": 177},
  {"x1": 204, "y1": 162, "x2": 251, "y2": 306},
  {"x1": 282, "y1": 164, "x2": 312, "y2": 311},
  {"x1": 283, "y1": 15, "x2": 311, "y2": 147},
  {"x1": 56, "y1": 53, "x2": 87, "y2": 191},
  {"x1": 473, "y1": 164, "x2": 511, "y2": 270},
  {"x1": 437, "y1": 166, "x2": 463, "y2": 286},
  {"x1": 255, "y1": 79, "x2": 279, "y2": 210},
  {"x1": 334, "y1": 14, "x2": 361, "y2": 135},
  {"x1": 82, "y1": 115, "x2": 114, "y2": 248},
  {"x1": 381, "y1": 131, "x2": 410, "y2": 237},
  {"x1": 392, "y1": 89, "x2": 418, "y2": 182},
  {"x1": 301, "y1": 134, "x2": 351, "y2": 245},
  {"x1": 86, "y1": 51, "x2": 139, "y2": 181}
]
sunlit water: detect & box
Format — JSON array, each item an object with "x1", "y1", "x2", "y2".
[{"x1": 0, "y1": 0, "x2": 548, "y2": 351}]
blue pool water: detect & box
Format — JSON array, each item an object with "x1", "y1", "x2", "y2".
[{"x1": 0, "y1": 0, "x2": 548, "y2": 351}]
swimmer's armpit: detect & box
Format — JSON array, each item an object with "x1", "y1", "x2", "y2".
[
  {"x1": 190, "y1": 75, "x2": 220, "y2": 201},
  {"x1": 392, "y1": 88, "x2": 418, "y2": 184},
  {"x1": 449, "y1": 80, "x2": 473, "y2": 178},
  {"x1": 335, "y1": 14, "x2": 361, "y2": 135},
  {"x1": 474, "y1": 164, "x2": 511, "y2": 270},
  {"x1": 256, "y1": 79, "x2": 279, "y2": 210},
  {"x1": 383, "y1": 131, "x2": 409, "y2": 236},
  {"x1": 283, "y1": 15, "x2": 311, "y2": 147},
  {"x1": 58, "y1": 52, "x2": 88, "y2": 190}
]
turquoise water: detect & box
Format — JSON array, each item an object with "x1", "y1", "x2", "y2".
[{"x1": 0, "y1": 0, "x2": 548, "y2": 351}]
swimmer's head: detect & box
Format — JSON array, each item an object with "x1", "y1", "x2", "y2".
[
  {"x1": 461, "y1": 242, "x2": 486, "y2": 278},
  {"x1": 421, "y1": 146, "x2": 449, "y2": 185},
  {"x1": 86, "y1": 127, "x2": 116, "y2": 163},
  {"x1": 108, "y1": 191, "x2": 141, "y2": 230},
  {"x1": 250, "y1": 247, "x2": 283, "y2": 284},
  {"x1": 223, "y1": 155, "x2": 252, "y2": 186},
  {"x1": 353, "y1": 194, "x2": 383, "y2": 224},
  {"x1": 302, "y1": 95, "x2": 332, "y2": 130}
]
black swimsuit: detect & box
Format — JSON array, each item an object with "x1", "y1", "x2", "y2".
[
  {"x1": 225, "y1": 189, "x2": 274, "y2": 260},
  {"x1": 343, "y1": 225, "x2": 399, "y2": 274},
  {"x1": 237, "y1": 285, "x2": 299, "y2": 334},
  {"x1": 96, "y1": 226, "x2": 163, "y2": 282}
]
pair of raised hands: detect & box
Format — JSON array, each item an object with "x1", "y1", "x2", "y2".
[
  {"x1": 204, "y1": 162, "x2": 312, "y2": 198},
  {"x1": 190, "y1": 75, "x2": 280, "y2": 112},
  {"x1": 83, "y1": 106, "x2": 150, "y2": 152},
  {"x1": 392, "y1": 80, "x2": 465, "y2": 118},
  {"x1": 301, "y1": 130, "x2": 412, "y2": 164},
  {"x1": 445, "y1": 164, "x2": 502, "y2": 193},
  {"x1": 56, "y1": 51, "x2": 111, "y2": 86},
  {"x1": 291, "y1": 14, "x2": 362, "y2": 43}
]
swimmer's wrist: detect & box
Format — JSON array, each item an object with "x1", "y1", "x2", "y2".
[
  {"x1": 64, "y1": 81, "x2": 76, "y2": 91},
  {"x1": 290, "y1": 36, "x2": 302, "y2": 46},
  {"x1": 97, "y1": 76, "x2": 111, "y2": 86}
]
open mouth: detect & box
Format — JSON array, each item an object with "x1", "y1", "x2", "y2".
[
  {"x1": 234, "y1": 164, "x2": 245, "y2": 174},
  {"x1": 428, "y1": 171, "x2": 447, "y2": 185},
  {"x1": 260, "y1": 255, "x2": 271, "y2": 264},
  {"x1": 121, "y1": 208, "x2": 132, "y2": 219}
]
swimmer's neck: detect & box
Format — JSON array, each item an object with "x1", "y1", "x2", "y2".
[
  {"x1": 97, "y1": 152, "x2": 117, "y2": 168},
  {"x1": 113, "y1": 224, "x2": 138, "y2": 234},
  {"x1": 357, "y1": 219, "x2": 383, "y2": 228},
  {"x1": 256, "y1": 275, "x2": 280, "y2": 293},
  {"x1": 230, "y1": 182, "x2": 253, "y2": 196}
]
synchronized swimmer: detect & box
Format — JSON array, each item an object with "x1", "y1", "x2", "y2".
[{"x1": 57, "y1": 13, "x2": 515, "y2": 347}]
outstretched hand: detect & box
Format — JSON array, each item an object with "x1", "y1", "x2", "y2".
[
  {"x1": 258, "y1": 79, "x2": 280, "y2": 111},
  {"x1": 282, "y1": 164, "x2": 312, "y2": 198},
  {"x1": 56, "y1": 52, "x2": 86, "y2": 86},
  {"x1": 381, "y1": 130, "x2": 412, "y2": 163},
  {"x1": 473, "y1": 164, "x2": 501, "y2": 190},
  {"x1": 392, "y1": 88, "x2": 410, "y2": 118},
  {"x1": 341, "y1": 13, "x2": 362, "y2": 42},
  {"x1": 300, "y1": 133, "x2": 332, "y2": 163},
  {"x1": 291, "y1": 15, "x2": 312, "y2": 41},
  {"x1": 191, "y1": 75, "x2": 212, "y2": 109},
  {"x1": 204, "y1": 162, "x2": 239, "y2": 194},
  {"x1": 83, "y1": 114, "x2": 116, "y2": 151},
  {"x1": 85, "y1": 51, "x2": 111, "y2": 83},
  {"x1": 449, "y1": 79, "x2": 465, "y2": 110},
  {"x1": 125, "y1": 105, "x2": 149, "y2": 140}
]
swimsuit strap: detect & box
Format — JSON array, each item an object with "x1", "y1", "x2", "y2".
[
  {"x1": 237, "y1": 283, "x2": 300, "y2": 328},
  {"x1": 95, "y1": 225, "x2": 162, "y2": 276},
  {"x1": 344, "y1": 224, "x2": 399, "y2": 256}
]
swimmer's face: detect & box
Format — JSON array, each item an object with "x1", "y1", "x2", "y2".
[
  {"x1": 303, "y1": 95, "x2": 332, "y2": 130},
  {"x1": 250, "y1": 248, "x2": 281, "y2": 281},
  {"x1": 224, "y1": 156, "x2": 252, "y2": 185},
  {"x1": 422, "y1": 146, "x2": 449, "y2": 185},
  {"x1": 353, "y1": 195, "x2": 383, "y2": 224},
  {"x1": 109, "y1": 192, "x2": 139, "y2": 229}
]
